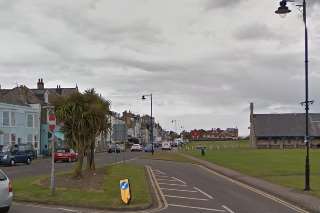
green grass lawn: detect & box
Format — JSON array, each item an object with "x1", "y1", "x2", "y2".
[
  {"x1": 13, "y1": 163, "x2": 152, "y2": 209},
  {"x1": 183, "y1": 140, "x2": 320, "y2": 197}
]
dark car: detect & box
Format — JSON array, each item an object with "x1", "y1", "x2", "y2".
[
  {"x1": 107, "y1": 144, "x2": 120, "y2": 153},
  {"x1": 14, "y1": 144, "x2": 37, "y2": 160},
  {"x1": 0, "y1": 145, "x2": 32, "y2": 166},
  {"x1": 144, "y1": 144, "x2": 154, "y2": 152}
]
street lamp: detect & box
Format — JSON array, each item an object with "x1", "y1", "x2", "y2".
[
  {"x1": 275, "y1": 0, "x2": 313, "y2": 191},
  {"x1": 142, "y1": 94, "x2": 154, "y2": 155}
]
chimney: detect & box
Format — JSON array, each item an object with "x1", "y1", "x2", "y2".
[
  {"x1": 37, "y1": 78, "x2": 44, "y2": 89},
  {"x1": 56, "y1": 85, "x2": 62, "y2": 95}
]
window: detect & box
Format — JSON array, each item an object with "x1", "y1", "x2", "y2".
[
  {"x1": 27, "y1": 114, "x2": 33, "y2": 127},
  {"x1": 11, "y1": 134, "x2": 16, "y2": 144},
  {"x1": 3, "y1": 134, "x2": 9, "y2": 144},
  {"x1": 3, "y1": 112, "x2": 9, "y2": 126},
  {"x1": 27, "y1": 134, "x2": 33, "y2": 143},
  {"x1": 11, "y1": 112, "x2": 16, "y2": 126}
]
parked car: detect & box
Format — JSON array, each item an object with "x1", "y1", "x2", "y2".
[
  {"x1": 130, "y1": 144, "x2": 143, "y2": 152},
  {"x1": 0, "y1": 170, "x2": 12, "y2": 213},
  {"x1": 54, "y1": 148, "x2": 78, "y2": 163},
  {"x1": 162, "y1": 141, "x2": 172, "y2": 150},
  {"x1": 0, "y1": 145, "x2": 32, "y2": 166},
  {"x1": 14, "y1": 144, "x2": 37, "y2": 160},
  {"x1": 144, "y1": 144, "x2": 154, "y2": 152},
  {"x1": 107, "y1": 144, "x2": 121, "y2": 153}
]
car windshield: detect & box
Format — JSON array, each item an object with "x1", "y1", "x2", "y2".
[
  {"x1": 0, "y1": 170, "x2": 7, "y2": 181},
  {"x1": 57, "y1": 149, "x2": 66, "y2": 153},
  {"x1": 1, "y1": 145, "x2": 11, "y2": 153}
]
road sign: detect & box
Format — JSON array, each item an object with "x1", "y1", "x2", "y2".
[
  {"x1": 48, "y1": 110, "x2": 56, "y2": 132},
  {"x1": 120, "y1": 179, "x2": 131, "y2": 204}
]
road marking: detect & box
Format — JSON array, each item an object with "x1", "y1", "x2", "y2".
[
  {"x1": 198, "y1": 165, "x2": 309, "y2": 213},
  {"x1": 194, "y1": 186, "x2": 214, "y2": 199},
  {"x1": 160, "y1": 188, "x2": 198, "y2": 193},
  {"x1": 171, "y1": 176, "x2": 186, "y2": 184},
  {"x1": 168, "y1": 204, "x2": 226, "y2": 212},
  {"x1": 155, "y1": 175, "x2": 169, "y2": 178},
  {"x1": 147, "y1": 166, "x2": 169, "y2": 212},
  {"x1": 158, "y1": 183, "x2": 187, "y2": 187},
  {"x1": 165, "y1": 195, "x2": 209, "y2": 201},
  {"x1": 157, "y1": 179, "x2": 178, "y2": 182},
  {"x1": 153, "y1": 169, "x2": 166, "y2": 175},
  {"x1": 222, "y1": 205, "x2": 235, "y2": 213},
  {"x1": 13, "y1": 202, "x2": 79, "y2": 212}
]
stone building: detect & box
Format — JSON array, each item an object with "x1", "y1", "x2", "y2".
[{"x1": 249, "y1": 103, "x2": 320, "y2": 148}]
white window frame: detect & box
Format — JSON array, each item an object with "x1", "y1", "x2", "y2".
[
  {"x1": 26, "y1": 114, "x2": 34, "y2": 128},
  {"x1": 2, "y1": 111, "x2": 10, "y2": 127},
  {"x1": 10, "y1": 111, "x2": 16, "y2": 127}
]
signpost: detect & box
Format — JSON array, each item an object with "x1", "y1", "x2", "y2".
[
  {"x1": 48, "y1": 109, "x2": 56, "y2": 195},
  {"x1": 120, "y1": 179, "x2": 131, "y2": 204}
]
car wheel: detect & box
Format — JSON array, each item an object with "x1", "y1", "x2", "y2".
[
  {"x1": 0, "y1": 206, "x2": 10, "y2": 213},
  {"x1": 26, "y1": 158, "x2": 31, "y2": 165},
  {"x1": 10, "y1": 159, "x2": 15, "y2": 166}
]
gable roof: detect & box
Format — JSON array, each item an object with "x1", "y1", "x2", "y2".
[
  {"x1": 253, "y1": 113, "x2": 320, "y2": 137},
  {"x1": 0, "y1": 86, "x2": 42, "y2": 106}
]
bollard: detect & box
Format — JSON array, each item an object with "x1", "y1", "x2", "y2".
[{"x1": 201, "y1": 148, "x2": 205, "y2": 156}]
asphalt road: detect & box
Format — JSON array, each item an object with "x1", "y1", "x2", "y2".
[
  {"x1": 141, "y1": 159, "x2": 307, "y2": 213},
  {"x1": 1, "y1": 154, "x2": 309, "y2": 213},
  {"x1": 1, "y1": 151, "x2": 144, "y2": 179}
]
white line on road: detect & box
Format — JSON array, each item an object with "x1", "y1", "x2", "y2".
[
  {"x1": 155, "y1": 175, "x2": 170, "y2": 178},
  {"x1": 165, "y1": 195, "x2": 209, "y2": 201},
  {"x1": 198, "y1": 165, "x2": 309, "y2": 213},
  {"x1": 157, "y1": 179, "x2": 179, "y2": 182},
  {"x1": 194, "y1": 186, "x2": 214, "y2": 199},
  {"x1": 168, "y1": 204, "x2": 226, "y2": 212},
  {"x1": 160, "y1": 188, "x2": 198, "y2": 193},
  {"x1": 171, "y1": 177, "x2": 186, "y2": 184},
  {"x1": 158, "y1": 183, "x2": 187, "y2": 187},
  {"x1": 222, "y1": 205, "x2": 235, "y2": 213}
]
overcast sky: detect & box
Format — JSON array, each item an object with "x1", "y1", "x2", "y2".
[{"x1": 0, "y1": 0, "x2": 319, "y2": 135}]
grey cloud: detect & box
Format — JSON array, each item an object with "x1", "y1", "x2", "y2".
[
  {"x1": 234, "y1": 23, "x2": 281, "y2": 41},
  {"x1": 205, "y1": 0, "x2": 242, "y2": 10}
]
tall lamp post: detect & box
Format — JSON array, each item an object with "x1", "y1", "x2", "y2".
[
  {"x1": 275, "y1": 0, "x2": 313, "y2": 191},
  {"x1": 142, "y1": 94, "x2": 154, "y2": 154}
]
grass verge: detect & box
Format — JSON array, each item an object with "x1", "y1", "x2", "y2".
[
  {"x1": 13, "y1": 163, "x2": 152, "y2": 209},
  {"x1": 183, "y1": 140, "x2": 320, "y2": 198}
]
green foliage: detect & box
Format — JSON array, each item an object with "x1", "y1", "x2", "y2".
[
  {"x1": 53, "y1": 89, "x2": 111, "y2": 177},
  {"x1": 13, "y1": 164, "x2": 151, "y2": 209}
]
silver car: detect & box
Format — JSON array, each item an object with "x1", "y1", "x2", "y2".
[{"x1": 0, "y1": 170, "x2": 12, "y2": 213}]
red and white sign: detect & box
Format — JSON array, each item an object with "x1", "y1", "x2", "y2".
[{"x1": 48, "y1": 110, "x2": 56, "y2": 132}]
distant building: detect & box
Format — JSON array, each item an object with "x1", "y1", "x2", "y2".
[
  {"x1": 249, "y1": 103, "x2": 320, "y2": 148},
  {"x1": 190, "y1": 128, "x2": 238, "y2": 141}
]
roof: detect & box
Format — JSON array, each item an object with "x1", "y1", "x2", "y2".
[
  {"x1": 0, "y1": 86, "x2": 42, "y2": 106},
  {"x1": 0, "y1": 86, "x2": 78, "y2": 106},
  {"x1": 253, "y1": 113, "x2": 320, "y2": 137}
]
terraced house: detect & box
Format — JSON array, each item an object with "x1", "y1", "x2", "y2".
[
  {"x1": 0, "y1": 87, "x2": 41, "y2": 154},
  {"x1": 0, "y1": 79, "x2": 78, "y2": 155}
]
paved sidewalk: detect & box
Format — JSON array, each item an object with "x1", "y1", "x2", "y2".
[{"x1": 181, "y1": 153, "x2": 320, "y2": 213}]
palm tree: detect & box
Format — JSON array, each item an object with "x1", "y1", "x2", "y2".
[{"x1": 53, "y1": 90, "x2": 110, "y2": 178}]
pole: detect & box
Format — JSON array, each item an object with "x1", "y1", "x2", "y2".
[
  {"x1": 50, "y1": 129, "x2": 55, "y2": 195},
  {"x1": 151, "y1": 94, "x2": 154, "y2": 155},
  {"x1": 303, "y1": 0, "x2": 310, "y2": 191}
]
